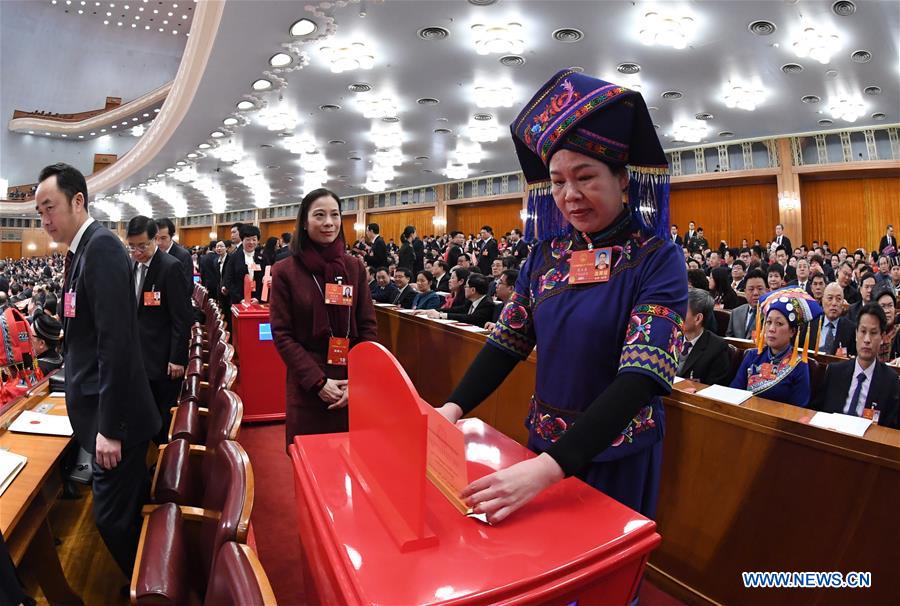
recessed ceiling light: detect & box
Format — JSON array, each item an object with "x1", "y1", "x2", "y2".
[
  {"x1": 236, "y1": 100, "x2": 255, "y2": 110},
  {"x1": 748, "y1": 20, "x2": 776, "y2": 36},
  {"x1": 418, "y1": 26, "x2": 450, "y2": 40},
  {"x1": 289, "y1": 18, "x2": 317, "y2": 37},
  {"x1": 176, "y1": 161, "x2": 186, "y2": 166},
  {"x1": 187, "y1": 153, "x2": 198, "y2": 158},
  {"x1": 639, "y1": 10, "x2": 695, "y2": 49},
  {"x1": 252, "y1": 79, "x2": 272, "y2": 91},
  {"x1": 198, "y1": 143, "x2": 211, "y2": 149},
  {"x1": 499, "y1": 55, "x2": 526, "y2": 68},
  {"x1": 616, "y1": 62, "x2": 641, "y2": 74},
  {"x1": 831, "y1": 1, "x2": 856, "y2": 17},
  {"x1": 210, "y1": 130, "x2": 225, "y2": 138},
  {"x1": 223, "y1": 117, "x2": 239, "y2": 126},
  {"x1": 269, "y1": 52, "x2": 292, "y2": 68},
  {"x1": 552, "y1": 28, "x2": 584, "y2": 42},
  {"x1": 781, "y1": 63, "x2": 803, "y2": 74}
]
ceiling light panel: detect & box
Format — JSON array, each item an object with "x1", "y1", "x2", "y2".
[
  {"x1": 464, "y1": 120, "x2": 503, "y2": 143},
  {"x1": 827, "y1": 96, "x2": 866, "y2": 122},
  {"x1": 638, "y1": 9, "x2": 695, "y2": 49},
  {"x1": 254, "y1": 102, "x2": 299, "y2": 131},
  {"x1": 790, "y1": 23, "x2": 840, "y2": 64},
  {"x1": 370, "y1": 121, "x2": 404, "y2": 148},
  {"x1": 355, "y1": 93, "x2": 399, "y2": 119},
  {"x1": 290, "y1": 18, "x2": 317, "y2": 37},
  {"x1": 473, "y1": 82, "x2": 515, "y2": 108},
  {"x1": 318, "y1": 41, "x2": 375, "y2": 73},
  {"x1": 670, "y1": 121, "x2": 708, "y2": 143},
  {"x1": 722, "y1": 81, "x2": 767, "y2": 111},
  {"x1": 471, "y1": 22, "x2": 524, "y2": 55}
]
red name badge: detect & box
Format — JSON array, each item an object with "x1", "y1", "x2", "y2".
[
  {"x1": 64, "y1": 292, "x2": 76, "y2": 318},
  {"x1": 324, "y1": 283, "x2": 353, "y2": 306},
  {"x1": 143, "y1": 291, "x2": 161, "y2": 306},
  {"x1": 569, "y1": 247, "x2": 612, "y2": 284},
  {"x1": 759, "y1": 363, "x2": 775, "y2": 380},
  {"x1": 327, "y1": 337, "x2": 350, "y2": 366},
  {"x1": 861, "y1": 407, "x2": 881, "y2": 423}
]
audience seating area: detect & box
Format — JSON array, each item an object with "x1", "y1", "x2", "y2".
[{"x1": 129, "y1": 284, "x2": 276, "y2": 605}]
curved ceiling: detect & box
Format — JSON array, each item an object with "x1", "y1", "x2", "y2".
[{"x1": 7, "y1": 0, "x2": 900, "y2": 220}]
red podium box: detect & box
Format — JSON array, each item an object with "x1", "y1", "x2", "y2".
[
  {"x1": 289, "y1": 343, "x2": 661, "y2": 605},
  {"x1": 230, "y1": 302, "x2": 286, "y2": 422}
]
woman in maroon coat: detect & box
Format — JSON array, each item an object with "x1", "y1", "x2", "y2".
[{"x1": 269, "y1": 188, "x2": 377, "y2": 447}]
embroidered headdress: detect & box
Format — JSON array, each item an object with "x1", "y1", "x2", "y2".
[
  {"x1": 511, "y1": 69, "x2": 669, "y2": 242},
  {"x1": 755, "y1": 287, "x2": 825, "y2": 366}
]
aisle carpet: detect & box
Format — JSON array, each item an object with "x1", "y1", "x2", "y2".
[{"x1": 239, "y1": 422, "x2": 684, "y2": 606}]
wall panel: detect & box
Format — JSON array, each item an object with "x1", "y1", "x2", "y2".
[
  {"x1": 261, "y1": 220, "x2": 295, "y2": 241},
  {"x1": 670, "y1": 183, "x2": 779, "y2": 249},
  {"x1": 179, "y1": 227, "x2": 212, "y2": 248},
  {"x1": 446, "y1": 198, "x2": 524, "y2": 238},
  {"x1": 341, "y1": 216, "x2": 359, "y2": 242},
  {"x1": 800, "y1": 177, "x2": 900, "y2": 252},
  {"x1": 0, "y1": 242, "x2": 22, "y2": 259},
  {"x1": 364, "y1": 208, "x2": 434, "y2": 245}
]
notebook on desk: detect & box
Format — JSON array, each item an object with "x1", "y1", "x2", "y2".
[
  {"x1": 0, "y1": 449, "x2": 27, "y2": 497},
  {"x1": 9, "y1": 410, "x2": 74, "y2": 437}
]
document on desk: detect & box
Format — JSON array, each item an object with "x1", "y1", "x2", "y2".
[
  {"x1": 695, "y1": 384, "x2": 753, "y2": 405},
  {"x1": 808, "y1": 412, "x2": 872, "y2": 437},
  {"x1": 0, "y1": 449, "x2": 27, "y2": 497},
  {"x1": 9, "y1": 410, "x2": 74, "y2": 436},
  {"x1": 49, "y1": 391, "x2": 66, "y2": 399}
]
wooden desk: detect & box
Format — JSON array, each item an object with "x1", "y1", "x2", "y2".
[
  {"x1": 1, "y1": 382, "x2": 83, "y2": 605},
  {"x1": 375, "y1": 307, "x2": 900, "y2": 606}
]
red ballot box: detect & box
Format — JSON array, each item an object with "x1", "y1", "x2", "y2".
[
  {"x1": 230, "y1": 302, "x2": 286, "y2": 422},
  {"x1": 289, "y1": 343, "x2": 661, "y2": 605}
]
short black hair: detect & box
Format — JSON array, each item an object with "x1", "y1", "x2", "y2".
[
  {"x1": 395, "y1": 267, "x2": 413, "y2": 280},
  {"x1": 687, "y1": 269, "x2": 709, "y2": 290},
  {"x1": 126, "y1": 215, "x2": 158, "y2": 239},
  {"x1": 859, "y1": 272, "x2": 877, "y2": 286},
  {"x1": 231, "y1": 222, "x2": 243, "y2": 230},
  {"x1": 775, "y1": 245, "x2": 787, "y2": 254},
  {"x1": 435, "y1": 260, "x2": 450, "y2": 272},
  {"x1": 767, "y1": 263, "x2": 785, "y2": 279},
  {"x1": 449, "y1": 230, "x2": 463, "y2": 238},
  {"x1": 732, "y1": 259, "x2": 747, "y2": 270},
  {"x1": 510, "y1": 228, "x2": 522, "y2": 237},
  {"x1": 500, "y1": 269, "x2": 519, "y2": 286},
  {"x1": 281, "y1": 232, "x2": 292, "y2": 243},
  {"x1": 416, "y1": 270, "x2": 432, "y2": 284},
  {"x1": 857, "y1": 301, "x2": 888, "y2": 333},
  {"x1": 745, "y1": 268, "x2": 767, "y2": 284},
  {"x1": 481, "y1": 225, "x2": 493, "y2": 234},
  {"x1": 38, "y1": 163, "x2": 89, "y2": 210},
  {"x1": 367, "y1": 223, "x2": 380, "y2": 234},
  {"x1": 466, "y1": 272, "x2": 489, "y2": 295},
  {"x1": 155, "y1": 217, "x2": 176, "y2": 236},
  {"x1": 239, "y1": 224, "x2": 261, "y2": 240},
  {"x1": 375, "y1": 266, "x2": 389, "y2": 275}
]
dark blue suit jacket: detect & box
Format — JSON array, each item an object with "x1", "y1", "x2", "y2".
[
  {"x1": 62, "y1": 221, "x2": 159, "y2": 453},
  {"x1": 135, "y1": 249, "x2": 191, "y2": 381}
]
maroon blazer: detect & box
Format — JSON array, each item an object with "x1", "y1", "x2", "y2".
[{"x1": 269, "y1": 252, "x2": 377, "y2": 394}]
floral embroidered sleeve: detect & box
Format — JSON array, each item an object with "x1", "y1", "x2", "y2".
[
  {"x1": 617, "y1": 244, "x2": 688, "y2": 391},
  {"x1": 486, "y1": 245, "x2": 539, "y2": 360}
]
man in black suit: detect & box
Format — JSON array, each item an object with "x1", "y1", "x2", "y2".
[
  {"x1": 726, "y1": 269, "x2": 768, "y2": 340},
  {"x1": 669, "y1": 224, "x2": 683, "y2": 247},
  {"x1": 813, "y1": 303, "x2": 899, "y2": 428},
  {"x1": 477, "y1": 225, "x2": 499, "y2": 275},
  {"x1": 275, "y1": 232, "x2": 292, "y2": 262},
  {"x1": 773, "y1": 223, "x2": 792, "y2": 257},
  {"x1": 35, "y1": 163, "x2": 159, "y2": 576},
  {"x1": 847, "y1": 272, "x2": 877, "y2": 324},
  {"x1": 804, "y1": 282, "x2": 857, "y2": 356},
  {"x1": 391, "y1": 268, "x2": 417, "y2": 308},
  {"x1": 677, "y1": 288, "x2": 732, "y2": 385},
  {"x1": 431, "y1": 260, "x2": 451, "y2": 292},
  {"x1": 508, "y1": 228, "x2": 529, "y2": 269},
  {"x1": 126, "y1": 216, "x2": 191, "y2": 443},
  {"x1": 371, "y1": 267, "x2": 400, "y2": 303},
  {"x1": 878, "y1": 224, "x2": 895, "y2": 256},
  {"x1": 154, "y1": 217, "x2": 193, "y2": 293},
  {"x1": 446, "y1": 231, "x2": 466, "y2": 268},
  {"x1": 200, "y1": 241, "x2": 227, "y2": 295},
  {"x1": 364, "y1": 223, "x2": 388, "y2": 269},
  {"x1": 0, "y1": 263, "x2": 8, "y2": 294},
  {"x1": 223, "y1": 224, "x2": 267, "y2": 304},
  {"x1": 411, "y1": 230, "x2": 425, "y2": 274},
  {"x1": 422, "y1": 273, "x2": 493, "y2": 328},
  {"x1": 198, "y1": 241, "x2": 217, "y2": 288},
  {"x1": 684, "y1": 221, "x2": 698, "y2": 249}
]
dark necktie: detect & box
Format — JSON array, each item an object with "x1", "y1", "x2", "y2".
[
  {"x1": 846, "y1": 372, "x2": 867, "y2": 416},
  {"x1": 63, "y1": 250, "x2": 74, "y2": 290},
  {"x1": 822, "y1": 322, "x2": 836, "y2": 353},
  {"x1": 745, "y1": 308, "x2": 756, "y2": 336},
  {"x1": 135, "y1": 263, "x2": 147, "y2": 303},
  {"x1": 678, "y1": 341, "x2": 693, "y2": 374}
]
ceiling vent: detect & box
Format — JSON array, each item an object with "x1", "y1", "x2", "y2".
[
  {"x1": 801, "y1": 95, "x2": 821, "y2": 104},
  {"x1": 418, "y1": 27, "x2": 450, "y2": 40},
  {"x1": 695, "y1": 112, "x2": 714, "y2": 121},
  {"x1": 718, "y1": 131, "x2": 735, "y2": 137},
  {"x1": 417, "y1": 97, "x2": 440, "y2": 105},
  {"x1": 661, "y1": 91, "x2": 684, "y2": 100},
  {"x1": 348, "y1": 156, "x2": 362, "y2": 161},
  {"x1": 781, "y1": 63, "x2": 803, "y2": 74},
  {"x1": 864, "y1": 86, "x2": 882, "y2": 96},
  {"x1": 473, "y1": 113, "x2": 493, "y2": 121},
  {"x1": 468, "y1": 0, "x2": 497, "y2": 5},
  {"x1": 348, "y1": 83, "x2": 371, "y2": 93},
  {"x1": 499, "y1": 55, "x2": 526, "y2": 67},
  {"x1": 616, "y1": 62, "x2": 641, "y2": 74},
  {"x1": 319, "y1": 104, "x2": 341, "y2": 111},
  {"x1": 832, "y1": 1, "x2": 856, "y2": 16},
  {"x1": 433, "y1": 128, "x2": 452, "y2": 135},
  {"x1": 259, "y1": 143, "x2": 273, "y2": 148},
  {"x1": 748, "y1": 20, "x2": 776, "y2": 36},
  {"x1": 415, "y1": 156, "x2": 430, "y2": 160},
  {"x1": 850, "y1": 50, "x2": 872, "y2": 63},
  {"x1": 817, "y1": 118, "x2": 833, "y2": 126},
  {"x1": 328, "y1": 139, "x2": 346, "y2": 145},
  {"x1": 872, "y1": 112, "x2": 886, "y2": 120},
  {"x1": 552, "y1": 28, "x2": 584, "y2": 43},
  {"x1": 381, "y1": 116, "x2": 400, "y2": 123}
]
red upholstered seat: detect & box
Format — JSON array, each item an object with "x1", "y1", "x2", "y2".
[
  {"x1": 133, "y1": 440, "x2": 253, "y2": 605},
  {"x1": 727, "y1": 344, "x2": 743, "y2": 384},
  {"x1": 204, "y1": 542, "x2": 277, "y2": 606}
]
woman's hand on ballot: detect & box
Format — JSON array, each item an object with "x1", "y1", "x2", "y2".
[{"x1": 461, "y1": 453, "x2": 564, "y2": 524}]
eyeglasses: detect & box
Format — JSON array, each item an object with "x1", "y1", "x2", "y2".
[
  {"x1": 878, "y1": 303, "x2": 895, "y2": 312},
  {"x1": 126, "y1": 242, "x2": 152, "y2": 252}
]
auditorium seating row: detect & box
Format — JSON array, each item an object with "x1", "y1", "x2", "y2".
[{"x1": 130, "y1": 286, "x2": 277, "y2": 605}]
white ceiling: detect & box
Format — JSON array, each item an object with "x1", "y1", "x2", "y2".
[{"x1": 8, "y1": 0, "x2": 900, "y2": 219}]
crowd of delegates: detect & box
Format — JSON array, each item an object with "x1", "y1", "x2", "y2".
[{"x1": 667, "y1": 220, "x2": 899, "y2": 427}]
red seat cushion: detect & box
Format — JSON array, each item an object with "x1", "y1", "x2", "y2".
[
  {"x1": 153, "y1": 439, "x2": 195, "y2": 505},
  {"x1": 133, "y1": 503, "x2": 188, "y2": 606},
  {"x1": 170, "y1": 401, "x2": 202, "y2": 443}
]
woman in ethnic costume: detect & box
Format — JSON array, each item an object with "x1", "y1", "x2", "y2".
[
  {"x1": 730, "y1": 287, "x2": 823, "y2": 407},
  {"x1": 436, "y1": 69, "x2": 687, "y2": 525}
]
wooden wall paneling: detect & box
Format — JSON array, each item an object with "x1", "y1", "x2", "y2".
[
  {"x1": 800, "y1": 176, "x2": 900, "y2": 252},
  {"x1": 178, "y1": 227, "x2": 212, "y2": 248},
  {"x1": 261, "y1": 220, "x2": 295, "y2": 241},
  {"x1": 341, "y1": 216, "x2": 358, "y2": 242},
  {"x1": 0, "y1": 242, "x2": 22, "y2": 259},
  {"x1": 216, "y1": 226, "x2": 232, "y2": 242},
  {"x1": 364, "y1": 208, "x2": 434, "y2": 245},
  {"x1": 669, "y1": 182, "x2": 779, "y2": 249},
  {"x1": 446, "y1": 198, "x2": 524, "y2": 238}
]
